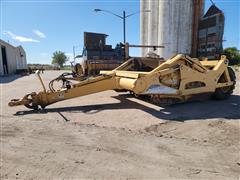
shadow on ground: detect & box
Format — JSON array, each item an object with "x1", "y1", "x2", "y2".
[
  {"x1": 0, "y1": 75, "x2": 25, "y2": 84},
  {"x1": 14, "y1": 94, "x2": 240, "y2": 121}
]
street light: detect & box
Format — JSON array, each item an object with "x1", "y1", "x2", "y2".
[
  {"x1": 73, "y1": 45, "x2": 82, "y2": 63},
  {"x1": 94, "y1": 9, "x2": 151, "y2": 44}
]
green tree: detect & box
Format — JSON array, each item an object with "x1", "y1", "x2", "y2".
[
  {"x1": 52, "y1": 51, "x2": 68, "y2": 67},
  {"x1": 223, "y1": 47, "x2": 240, "y2": 65}
]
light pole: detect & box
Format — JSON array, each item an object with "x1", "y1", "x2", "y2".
[
  {"x1": 73, "y1": 45, "x2": 82, "y2": 64},
  {"x1": 73, "y1": 46, "x2": 75, "y2": 63},
  {"x1": 94, "y1": 9, "x2": 150, "y2": 44}
]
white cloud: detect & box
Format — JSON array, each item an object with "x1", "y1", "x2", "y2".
[
  {"x1": 3, "y1": 31, "x2": 40, "y2": 43},
  {"x1": 33, "y1": 29, "x2": 46, "y2": 38}
]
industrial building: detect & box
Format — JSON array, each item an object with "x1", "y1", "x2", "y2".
[
  {"x1": 82, "y1": 32, "x2": 124, "y2": 61},
  {"x1": 0, "y1": 39, "x2": 27, "y2": 76},
  {"x1": 140, "y1": 0, "x2": 225, "y2": 59},
  {"x1": 197, "y1": 4, "x2": 225, "y2": 59},
  {"x1": 76, "y1": 32, "x2": 124, "y2": 75}
]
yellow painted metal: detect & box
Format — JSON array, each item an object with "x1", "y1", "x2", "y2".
[
  {"x1": 36, "y1": 70, "x2": 47, "y2": 93},
  {"x1": 8, "y1": 54, "x2": 235, "y2": 109}
]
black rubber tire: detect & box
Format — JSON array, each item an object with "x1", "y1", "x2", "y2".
[{"x1": 213, "y1": 67, "x2": 236, "y2": 100}]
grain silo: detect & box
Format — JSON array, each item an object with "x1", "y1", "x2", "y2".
[{"x1": 140, "y1": 0, "x2": 205, "y2": 59}]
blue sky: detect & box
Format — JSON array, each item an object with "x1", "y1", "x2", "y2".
[{"x1": 1, "y1": 0, "x2": 239, "y2": 64}]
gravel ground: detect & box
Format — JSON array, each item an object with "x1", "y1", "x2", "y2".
[{"x1": 1, "y1": 70, "x2": 240, "y2": 179}]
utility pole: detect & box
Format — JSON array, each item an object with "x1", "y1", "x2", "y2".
[
  {"x1": 123, "y1": 11, "x2": 126, "y2": 43},
  {"x1": 73, "y1": 46, "x2": 75, "y2": 64}
]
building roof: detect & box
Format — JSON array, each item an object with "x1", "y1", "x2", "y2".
[
  {"x1": 204, "y1": 5, "x2": 223, "y2": 18},
  {"x1": 0, "y1": 39, "x2": 17, "y2": 49},
  {"x1": 17, "y1": 45, "x2": 26, "y2": 55},
  {"x1": 0, "y1": 39, "x2": 25, "y2": 53},
  {"x1": 84, "y1": 32, "x2": 108, "y2": 37},
  {"x1": 17, "y1": 45, "x2": 25, "y2": 51}
]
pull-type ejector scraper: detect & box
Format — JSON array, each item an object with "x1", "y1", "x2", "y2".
[{"x1": 9, "y1": 54, "x2": 236, "y2": 110}]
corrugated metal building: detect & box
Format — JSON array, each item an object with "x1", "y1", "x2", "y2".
[
  {"x1": 0, "y1": 39, "x2": 27, "y2": 75},
  {"x1": 140, "y1": 0, "x2": 205, "y2": 59}
]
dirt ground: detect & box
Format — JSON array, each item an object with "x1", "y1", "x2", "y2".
[{"x1": 1, "y1": 70, "x2": 240, "y2": 179}]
